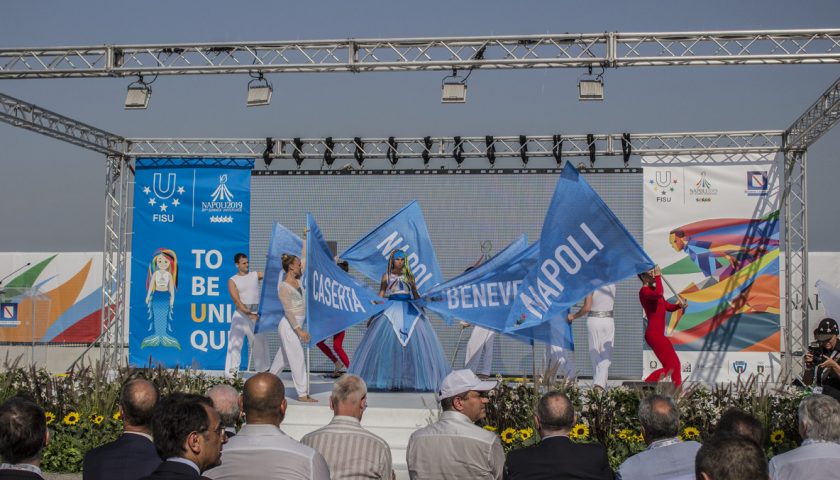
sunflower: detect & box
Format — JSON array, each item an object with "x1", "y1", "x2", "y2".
[
  {"x1": 770, "y1": 430, "x2": 785, "y2": 445},
  {"x1": 618, "y1": 428, "x2": 633, "y2": 440},
  {"x1": 519, "y1": 428, "x2": 534, "y2": 441},
  {"x1": 112, "y1": 411, "x2": 122, "y2": 421},
  {"x1": 91, "y1": 415, "x2": 105, "y2": 425},
  {"x1": 682, "y1": 426, "x2": 700, "y2": 441},
  {"x1": 483, "y1": 425, "x2": 497, "y2": 432},
  {"x1": 570, "y1": 423, "x2": 589, "y2": 440},
  {"x1": 45, "y1": 412, "x2": 56, "y2": 425},
  {"x1": 633, "y1": 433, "x2": 644, "y2": 443},
  {"x1": 63, "y1": 412, "x2": 81, "y2": 426},
  {"x1": 500, "y1": 428, "x2": 517, "y2": 444}
]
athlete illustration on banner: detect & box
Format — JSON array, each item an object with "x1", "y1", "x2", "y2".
[{"x1": 142, "y1": 248, "x2": 181, "y2": 349}]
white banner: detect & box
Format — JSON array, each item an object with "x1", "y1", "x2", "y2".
[{"x1": 642, "y1": 156, "x2": 782, "y2": 382}]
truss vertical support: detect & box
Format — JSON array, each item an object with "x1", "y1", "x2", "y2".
[
  {"x1": 783, "y1": 150, "x2": 808, "y2": 379},
  {"x1": 100, "y1": 154, "x2": 131, "y2": 372}
]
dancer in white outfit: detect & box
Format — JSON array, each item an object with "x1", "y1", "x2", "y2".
[
  {"x1": 568, "y1": 283, "x2": 616, "y2": 389},
  {"x1": 544, "y1": 314, "x2": 576, "y2": 385},
  {"x1": 271, "y1": 233, "x2": 318, "y2": 402},
  {"x1": 463, "y1": 325, "x2": 495, "y2": 377},
  {"x1": 225, "y1": 253, "x2": 269, "y2": 377}
]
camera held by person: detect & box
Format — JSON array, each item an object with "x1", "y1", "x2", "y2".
[{"x1": 802, "y1": 318, "x2": 840, "y2": 402}]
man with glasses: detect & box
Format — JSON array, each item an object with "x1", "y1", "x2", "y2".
[
  {"x1": 803, "y1": 317, "x2": 840, "y2": 401},
  {"x1": 140, "y1": 393, "x2": 227, "y2": 480},
  {"x1": 407, "y1": 369, "x2": 504, "y2": 480}
]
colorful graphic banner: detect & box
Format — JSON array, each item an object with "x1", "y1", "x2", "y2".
[
  {"x1": 642, "y1": 157, "x2": 781, "y2": 382},
  {"x1": 305, "y1": 214, "x2": 391, "y2": 345},
  {"x1": 254, "y1": 223, "x2": 302, "y2": 334},
  {"x1": 129, "y1": 158, "x2": 253, "y2": 369},
  {"x1": 339, "y1": 200, "x2": 443, "y2": 294},
  {"x1": 503, "y1": 162, "x2": 654, "y2": 347}
]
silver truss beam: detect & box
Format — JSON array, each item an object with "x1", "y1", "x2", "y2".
[
  {"x1": 1, "y1": 29, "x2": 839, "y2": 78},
  {"x1": 126, "y1": 131, "x2": 784, "y2": 161},
  {"x1": 784, "y1": 151, "x2": 808, "y2": 379},
  {"x1": 785, "y1": 76, "x2": 840, "y2": 150},
  {"x1": 0, "y1": 92, "x2": 124, "y2": 155}
]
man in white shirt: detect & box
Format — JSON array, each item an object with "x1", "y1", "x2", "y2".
[
  {"x1": 567, "y1": 284, "x2": 616, "y2": 389},
  {"x1": 225, "y1": 253, "x2": 269, "y2": 377},
  {"x1": 768, "y1": 393, "x2": 840, "y2": 480},
  {"x1": 407, "y1": 369, "x2": 504, "y2": 480},
  {"x1": 204, "y1": 372, "x2": 330, "y2": 480}
]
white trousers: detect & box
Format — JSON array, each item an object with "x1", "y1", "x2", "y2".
[
  {"x1": 544, "y1": 344, "x2": 576, "y2": 380},
  {"x1": 464, "y1": 326, "x2": 496, "y2": 376},
  {"x1": 586, "y1": 316, "x2": 615, "y2": 388},
  {"x1": 269, "y1": 317, "x2": 309, "y2": 397},
  {"x1": 224, "y1": 312, "x2": 269, "y2": 377}
]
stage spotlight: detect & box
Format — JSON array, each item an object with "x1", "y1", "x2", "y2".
[
  {"x1": 262, "y1": 137, "x2": 276, "y2": 167},
  {"x1": 247, "y1": 73, "x2": 273, "y2": 107},
  {"x1": 578, "y1": 65, "x2": 605, "y2": 101},
  {"x1": 441, "y1": 69, "x2": 468, "y2": 103},
  {"x1": 422, "y1": 136, "x2": 433, "y2": 166},
  {"x1": 125, "y1": 77, "x2": 152, "y2": 110}
]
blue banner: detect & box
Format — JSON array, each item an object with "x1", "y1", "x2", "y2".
[
  {"x1": 504, "y1": 162, "x2": 653, "y2": 341},
  {"x1": 254, "y1": 223, "x2": 302, "y2": 334},
  {"x1": 339, "y1": 201, "x2": 442, "y2": 294},
  {"x1": 129, "y1": 158, "x2": 253, "y2": 369},
  {"x1": 305, "y1": 214, "x2": 391, "y2": 346}
]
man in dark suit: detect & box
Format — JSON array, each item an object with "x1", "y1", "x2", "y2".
[
  {"x1": 0, "y1": 396, "x2": 49, "y2": 480},
  {"x1": 138, "y1": 393, "x2": 228, "y2": 480},
  {"x1": 504, "y1": 391, "x2": 614, "y2": 480},
  {"x1": 83, "y1": 378, "x2": 162, "y2": 480}
]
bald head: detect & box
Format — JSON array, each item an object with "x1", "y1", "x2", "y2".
[
  {"x1": 242, "y1": 373, "x2": 286, "y2": 424},
  {"x1": 120, "y1": 378, "x2": 158, "y2": 429},
  {"x1": 206, "y1": 384, "x2": 240, "y2": 428},
  {"x1": 536, "y1": 392, "x2": 575, "y2": 435}
]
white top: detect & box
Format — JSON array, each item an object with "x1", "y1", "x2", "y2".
[
  {"x1": 153, "y1": 270, "x2": 171, "y2": 290},
  {"x1": 230, "y1": 271, "x2": 260, "y2": 305},
  {"x1": 204, "y1": 424, "x2": 330, "y2": 480},
  {"x1": 279, "y1": 281, "x2": 305, "y2": 324},
  {"x1": 385, "y1": 272, "x2": 410, "y2": 297},
  {"x1": 768, "y1": 441, "x2": 840, "y2": 480},
  {"x1": 590, "y1": 284, "x2": 616, "y2": 312}
]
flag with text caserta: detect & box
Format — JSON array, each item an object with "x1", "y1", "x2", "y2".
[
  {"x1": 422, "y1": 235, "x2": 530, "y2": 327},
  {"x1": 306, "y1": 214, "x2": 391, "y2": 346},
  {"x1": 504, "y1": 162, "x2": 654, "y2": 340},
  {"x1": 339, "y1": 201, "x2": 442, "y2": 294},
  {"x1": 255, "y1": 223, "x2": 302, "y2": 334}
]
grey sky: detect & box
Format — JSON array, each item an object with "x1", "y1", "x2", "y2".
[{"x1": 1, "y1": 0, "x2": 838, "y2": 252}]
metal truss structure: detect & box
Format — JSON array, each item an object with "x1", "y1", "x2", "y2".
[
  {"x1": 0, "y1": 28, "x2": 838, "y2": 379},
  {"x1": 1, "y1": 29, "x2": 840, "y2": 78}
]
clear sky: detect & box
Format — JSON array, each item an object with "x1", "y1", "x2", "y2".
[{"x1": 1, "y1": 0, "x2": 838, "y2": 251}]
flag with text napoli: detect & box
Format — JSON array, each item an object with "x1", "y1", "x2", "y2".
[
  {"x1": 339, "y1": 201, "x2": 442, "y2": 294},
  {"x1": 504, "y1": 162, "x2": 653, "y2": 337},
  {"x1": 255, "y1": 223, "x2": 302, "y2": 333},
  {"x1": 306, "y1": 214, "x2": 391, "y2": 346}
]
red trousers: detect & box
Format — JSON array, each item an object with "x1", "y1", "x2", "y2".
[
  {"x1": 316, "y1": 331, "x2": 350, "y2": 367},
  {"x1": 644, "y1": 329, "x2": 682, "y2": 387}
]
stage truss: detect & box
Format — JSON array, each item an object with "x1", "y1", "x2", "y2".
[{"x1": 1, "y1": 28, "x2": 838, "y2": 380}]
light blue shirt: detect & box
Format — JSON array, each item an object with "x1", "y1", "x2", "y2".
[
  {"x1": 769, "y1": 439, "x2": 840, "y2": 480},
  {"x1": 617, "y1": 437, "x2": 701, "y2": 480}
]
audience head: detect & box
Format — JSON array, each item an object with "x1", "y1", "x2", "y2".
[
  {"x1": 330, "y1": 374, "x2": 368, "y2": 420},
  {"x1": 534, "y1": 392, "x2": 575, "y2": 437},
  {"x1": 438, "y1": 369, "x2": 497, "y2": 422},
  {"x1": 798, "y1": 393, "x2": 840, "y2": 442},
  {"x1": 714, "y1": 408, "x2": 763, "y2": 445},
  {"x1": 242, "y1": 372, "x2": 287, "y2": 425},
  {"x1": 119, "y1": 378, "x2": 159, "y2": 431},
  {"x1": 0, "y1": 396, "x2": 48, "y2": 465},
  {"x1": 638, "y1": 394, "x2": 680, "y2": 443},
  {"x1": 206, "y1": 384, "x2": 241, "y2": 430},
  {"x1": 151, "y1": 393, "x2": 225, "y2": 472},
  {"x1": 695, "y1": 433, "x2": 768, "y2": 480}
]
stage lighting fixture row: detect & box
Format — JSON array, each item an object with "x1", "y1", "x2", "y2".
[
  {"x1": 247, "y1": 73, "x2": 273, "y2": 107},
  {"x1": 125, "y1": 79, "x2": 152, "y2": 110}
]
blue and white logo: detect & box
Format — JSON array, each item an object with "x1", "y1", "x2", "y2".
[
  {"x1": 746, "y1": 171, "x2": 769, "y2": 196},
  {"x1": 732, "y1": 360, "x2": 748, "y2": 374}
]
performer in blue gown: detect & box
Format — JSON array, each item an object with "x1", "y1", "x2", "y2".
[{"x1": 349, "y1": 249, "x2": 451, "y2": 391}]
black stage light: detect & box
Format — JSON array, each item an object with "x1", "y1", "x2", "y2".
[
  {"x1": 354, "y1": 137, "x2": 365, "y2": 166},
  {"x1": 422, "y1": 136, "x2": 433, "y2": 166},
  {"x1": 621, "y1": 133, "x2": 632, "y2": 167},
  {"x1": 324, "y1": 137, "x2": 335, "y2": 167},
  {"x1": 587, "y1": 133, "x2": 596, "y2": 167},
  {"x1": 453, "y1": 136, "x2": 464, "y2": 165},
  {"x1": 293, "y1": 137, "x2": 304, "y2": 168},
  {"x1": 262, "y1": 137, "x2": 275, "y2": 167},
  {"x1": 387, "y1": 137, "x2": 398, "y2": 166},
  {"x1": 552, "y1": 134, "x2": 563, "y2": 167},
  {"x1": 519, "y1": 135, "x2": 528, "y2": 165},
  {"x1": 485, "y1": 135, "x2": 496, "y2": 166}
]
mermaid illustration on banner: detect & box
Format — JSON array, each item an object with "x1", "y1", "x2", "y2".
[
  {"x1": 349, "y1": 249, "x2": 451, "y2": 391},
  {"x1": 141, "y1": 248, "x2": 181, "y2": 349}
]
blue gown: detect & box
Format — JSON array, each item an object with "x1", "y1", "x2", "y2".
[{"x1": 349, "y1": 273, "x2": 451, "y2": 391}]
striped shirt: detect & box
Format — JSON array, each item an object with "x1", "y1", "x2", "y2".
[{"x1": 301, "y1": 416, "x2": 393, "y2": 480}]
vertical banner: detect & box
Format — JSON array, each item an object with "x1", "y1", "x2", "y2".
[
  {"x1": 129, "y1": 158, "x2": 253, "y2": 369},
  {"x1": 642, "y1": 157, "x2": 781, "y2": 382}
]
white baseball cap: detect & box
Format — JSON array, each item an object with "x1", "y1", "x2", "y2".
[{"x1": 438, "y1": 369, "x2": 498, "y2": 401}]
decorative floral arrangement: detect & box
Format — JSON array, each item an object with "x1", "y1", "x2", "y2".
[{"x1": 483, "y1": 377, "x2": 807, "y2": 470}]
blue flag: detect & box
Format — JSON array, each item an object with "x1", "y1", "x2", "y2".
[
  {"x1": 339, "y1": 201, "x2": 442, "y2": 294},
  {"x1": 504, "y1": 162, "x2": 654, "y2": 340},
  {"x1": 305, "y1": 214, "x2": 392, "y2": 346},
  {"x1": 255, "y1": 223, "x2": 302, "y2": 334}
]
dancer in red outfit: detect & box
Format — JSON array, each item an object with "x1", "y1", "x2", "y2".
[
  {"x1": 316, "y1": 259, "x2": 351, "y2": 377},
  {"x1": 639, "y1": 265, "x2": 687, "y2": 386}
]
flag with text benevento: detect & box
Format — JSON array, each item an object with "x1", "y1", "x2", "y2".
[{"x1": 504, "y1": 162, "x2": 654, "y2": 337}]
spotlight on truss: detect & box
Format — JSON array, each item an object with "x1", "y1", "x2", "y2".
[
  {"x1": 578, "y1": 79, "x2": 604, "y2": 101},
  {"x1": 247, "y1": 73, "x2": 273, "y2": 107},
  {"x1": 125, "y1": 77, "x2": 152, "y2": 110},
  {"x1": 441, "y1": 70, "x2": 468, "y2": 103}
]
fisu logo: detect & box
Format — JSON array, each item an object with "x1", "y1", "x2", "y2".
[{"x1": 152, "y1": 173, "x2": 177, "y2": 200}]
